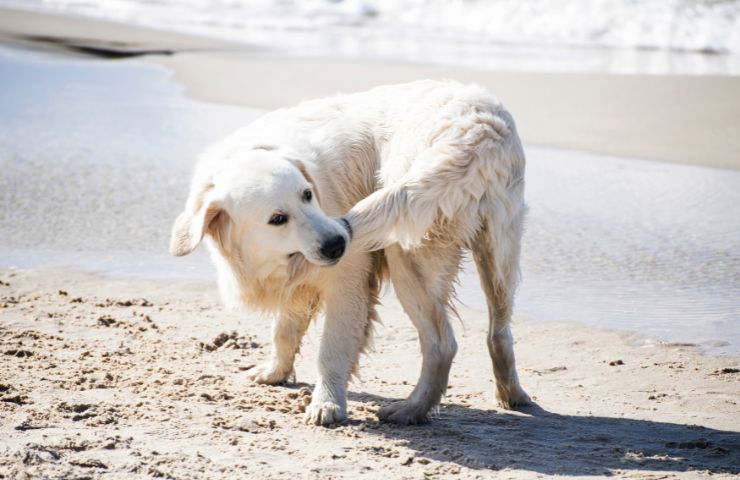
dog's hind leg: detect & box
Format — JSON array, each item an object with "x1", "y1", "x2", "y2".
[
  {"x1": 377, "y1": 244, "x2": 461, "y2": 425},
  {"x1": 471, "y1": 217, "x2": 530, "y2": 409}
]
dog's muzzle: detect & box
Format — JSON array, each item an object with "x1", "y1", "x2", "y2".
[{"x1": 319, "y1": 235, "x2": 346, "y2": 261}]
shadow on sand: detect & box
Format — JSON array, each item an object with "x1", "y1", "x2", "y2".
[{"x1": 336, "y1": 390, "x2": 740, "y2": 476}]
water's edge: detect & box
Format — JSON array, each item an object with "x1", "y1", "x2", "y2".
[{"x1": 1, "y1": 45, "x2": 737, "y2": 356}]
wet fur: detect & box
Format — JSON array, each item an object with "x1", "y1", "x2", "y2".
[{"x1": 170, "y1": 80, "x2": 529, "y2": 426}]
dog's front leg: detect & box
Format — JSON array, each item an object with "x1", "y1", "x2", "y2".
[
  {"x1": 250, "y1": 310, "x2": 312, "y2": 385},
  {"x1": 305, "y1": 277, "x2": 368, "y2": 426}
]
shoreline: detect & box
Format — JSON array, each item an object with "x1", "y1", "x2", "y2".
[
  {"x1": 0, "y1": 8, "x2": 738, "y2": 357},
  {"x1": 1, "y1": 6, "x2": 739, "y2": 170},
  {"x1": 0, "y1": 11, "x2": 738, "y2": 357},
  {"x1": 2, "y1": 244, "x2": 736, "y2": 358},
  {"x1": 156, "y1": 53, "x2": 740, "y2": 170}
]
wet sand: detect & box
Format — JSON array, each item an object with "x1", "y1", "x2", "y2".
[
  {"x1": 0, "y1": 6, "x2": 230, "y2": 54},
  {"x1": 1, "y1": 269, "x2": 739, "y2": 479},
  {"x1": 158, "y1": 53, "x2": 740, "y2": 170}
]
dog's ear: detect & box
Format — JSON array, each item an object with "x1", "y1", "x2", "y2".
[{"x1": 169, "y1": 186, "x2": 222, "y2": 256}]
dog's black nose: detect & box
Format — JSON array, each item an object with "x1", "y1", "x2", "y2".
[{"x1": 320, "y1": 235, "x2": 346, "y2": 261}]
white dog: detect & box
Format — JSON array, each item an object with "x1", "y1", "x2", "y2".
[{"x1": 170, "y1": 80, "x2": 530, "y2": 426}]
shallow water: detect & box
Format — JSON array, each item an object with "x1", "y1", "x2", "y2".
[
  {"x1": 0, "y1": 46, "x2": 738, "y2": 354},
  {"x1": 459, "y1": 148, "x2": 740, "y2": 355},
  {"x1": 0, "y1": 45, "x2": 259, "y2": 277}
]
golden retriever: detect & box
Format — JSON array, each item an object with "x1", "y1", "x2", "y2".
[{"x1": 170, "y1": 80, "x2": 530, "y2": 426}]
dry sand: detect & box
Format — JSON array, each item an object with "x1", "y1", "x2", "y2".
[{"x1": 1, "y1": 269, "x2": 738, "y2": 479}]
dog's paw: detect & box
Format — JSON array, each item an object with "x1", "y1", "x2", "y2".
[
  {"x1": 377, "y1": 401, "x2": 430, "y2": 426},
  {"x1": 496, "y1": 384, "x2": 532, "y2": 410},
  {"x1": 248, "y1": 363, "x2": 294, "y2": 385},
  {"x1": 304, "y1": 400, "x2": 346, "y2": 426}
]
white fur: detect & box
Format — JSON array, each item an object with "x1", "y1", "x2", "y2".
[{"x1": 170, "y1": 80, "x2": 530, "y2": 426}]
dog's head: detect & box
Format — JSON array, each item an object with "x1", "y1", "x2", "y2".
[{"x1": 169, "y1": 148, "x2": 350, "y2": 276}]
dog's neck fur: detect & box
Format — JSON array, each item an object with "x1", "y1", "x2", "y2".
[{"x1": 208, "y1": 235, "x2": 321, "y2": 316}]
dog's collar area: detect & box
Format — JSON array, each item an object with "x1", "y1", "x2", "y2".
[{"x1": 340, "y1": 217, "x2": 353, "y2": 240}]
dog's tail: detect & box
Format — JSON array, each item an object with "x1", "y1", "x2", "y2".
[{"x1": 343, "y1": 107, "x2": 526, "y2": 254}]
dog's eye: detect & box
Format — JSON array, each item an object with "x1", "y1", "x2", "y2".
[
  {"x1": 268, "y1": 213, "x2": 288, "y2": 226},
  {"x1": 302, "y1": 189, "x2": 312, "y2": 202}
]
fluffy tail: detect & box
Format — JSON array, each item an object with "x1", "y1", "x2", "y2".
[{"x1": 343, "y1": 108, "x2": 525, "y2": 253}]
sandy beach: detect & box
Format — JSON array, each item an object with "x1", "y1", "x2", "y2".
[
  {"x1": 1, "y1": 269, "x2": 738, "y2": 479},
  {"x1": 0, "y1": 5, "x2": 739, "y2": 479}
]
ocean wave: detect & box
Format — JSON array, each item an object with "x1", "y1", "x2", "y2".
[{"x1": 6, "y1": 0, "x2": 738, "y2": 55}]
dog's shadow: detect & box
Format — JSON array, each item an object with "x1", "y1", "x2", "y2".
[{"x1": 326, "y1": 389, "x2": 740, "y2": 476}]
